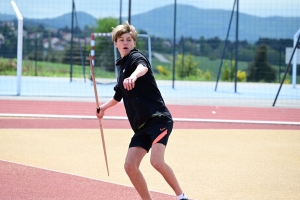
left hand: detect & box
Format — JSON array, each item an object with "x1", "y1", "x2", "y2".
[
  {"x1": 96, "y1": 106, "x2": 104, "y2": 119},
  {"x1": 123, "y1": 76, "x2": 137, "y2": 90}
]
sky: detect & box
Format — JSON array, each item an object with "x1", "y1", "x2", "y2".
[{"x1": 2, "y1": 0, "x2": 300, "y2": 19}]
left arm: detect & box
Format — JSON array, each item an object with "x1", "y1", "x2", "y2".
[{"x1": 123, "y1": 64, "x2": 148, "y2": 90}]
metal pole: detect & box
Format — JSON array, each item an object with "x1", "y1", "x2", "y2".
[
  {"x1": 234, "y1": 0, "x2": 239, "y2": 93},
  {"x1": 119, "y1": 0, "x2": 122, "y2": 24},
  {"x1": 215, "y1": 0, "x2": 237, "y2": 91},
  {"x1": 73, "y1": 3, "x2": 86, "y2": 82},
  {"x1": 114, "y1": 45, "x2": 118, "y2": 78},
  {"x1": 273, "y1": 34, "x2": 300, "y2": 106},
  {"x1": 181, "y1": 36, "x2": 184, "y2": 78},
  {"x1": 172, "y1": 0, "x2": 177, "y2": 89},
  {"x1": 70, "y1": 0, "x2": 75, "y2": 82},
  {"x1": 128, "y1": 0, "x2": 131, "y2": 24},
  {"x1": 279, "y1": 43, "x2": 281, "y2": 82},
  {"x1": 147, "y1": 35, "x2": 152, "y2": 66},
  {"x1": 11, "y1": 1, "x2": 23, "y2": 95},
  {"x1": 35, "y1": 34, "x2": 38, "y2": 76},
  {"x1": 292, "y1": 29, "x2": 300, "y2": 88}
]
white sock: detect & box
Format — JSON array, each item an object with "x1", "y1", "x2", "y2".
[{"x1": 177, "y1": 193, "x2": 188, "y2": 200}]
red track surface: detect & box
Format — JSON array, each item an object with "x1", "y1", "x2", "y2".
[
  {"x1": 1, "y1": 99, "x2": 300, "y2": 200},
  {"x1": 1, "y1": 99, "x2": 300, "y2": 129},
  {"x1": 0, "y1": 160, "x2": 174, "y2": 199}
]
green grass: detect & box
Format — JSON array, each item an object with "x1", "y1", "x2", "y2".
[
  {"x1": 1, "y1": 57, "x2": 299, "y2": 84},
  {"x1": 0, "y1": 58, "x2": 116, "y2": 78},
  {"x1": 151, "y1": 54, "x2": 299, "y2": 83},
  {"x1": 151, "y1": 54, "x2": 249, "y2": 81}
]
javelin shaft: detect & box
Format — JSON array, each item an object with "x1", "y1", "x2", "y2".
[{"x1": 89, "y1": 57, "x2": 109, "y2": 176}]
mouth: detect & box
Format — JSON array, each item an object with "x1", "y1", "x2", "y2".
[{"x1": 123, "y1": 47, "x2": 128, "y2": 49}]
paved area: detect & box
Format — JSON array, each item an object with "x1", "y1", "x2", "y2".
[
  {"x1": 1, "y1": 129, "x2": 300, "y2": 200},
  {"x1": 0, "y1": 78, "x2": 300, "y2": 199},
  {"x1": 1, "y1": 76, "x2": 299, "y2": 107}
]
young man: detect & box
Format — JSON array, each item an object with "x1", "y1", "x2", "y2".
[{"x1": 96, "y1": 21, "x2": 189, "y2": 200}]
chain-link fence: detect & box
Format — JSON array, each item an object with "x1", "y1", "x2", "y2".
[{"x1": 1, "y1": 0, "x2": 299, "y2": 107}]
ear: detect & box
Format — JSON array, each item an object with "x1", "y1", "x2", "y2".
[{"x1": 114, "y1": 42, "x2": 117, "y2": 47}]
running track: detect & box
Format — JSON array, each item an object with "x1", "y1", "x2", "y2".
[
  {"x1": 1, "y1": 99, "x2": 300, "y2": 199},
  {"x1": 0, "y1": 160, "x2": 174, "y2": 199},
  {"x1": 0, "y1": 99, "x2": 300, "y2": 130}
]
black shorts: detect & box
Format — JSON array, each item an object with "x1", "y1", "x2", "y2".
[{"x1": 129, "y1": 115, "x2": 173, "y2": 152}]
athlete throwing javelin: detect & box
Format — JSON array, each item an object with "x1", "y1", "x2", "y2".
[{"x1": 96, "y1": 21, "x2": 189, "y2": 200}]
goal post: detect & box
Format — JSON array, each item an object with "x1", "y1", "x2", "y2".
[
  {"x1": 11, "y1": 1, "x2": 23, "y2": 95},
  {"x1": 90, "y1": 33, "x2": 152, "y2": 79}
]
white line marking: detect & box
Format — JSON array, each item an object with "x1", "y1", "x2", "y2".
[{"x1": 0, "y1": 113, "x2": 299, "y2": 126}]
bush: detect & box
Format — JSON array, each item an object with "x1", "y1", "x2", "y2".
[
  {"x1": 196, "y1": 69, "x2": 203, "y2": 77},
  {"x1": 0, "y1": 58, "x2": 16, "y2": 73},
  {"x1": 157, "y1": 65, "x2": 169, "y2": 76},
  {"x1": 237, "y1": 70, "x2": 247, "y2": 82},
  {"x1": 280, "y1": 73, "x2": 291, "y2": 84},
  {"x1": 222, "y1": 66, "x2": 231, "y2": 81},
  {"x1": 204, "y1": 70, "x2": 212, "y2": 80},
  {"x1": 221, "y1": 59, "x2": 235, "y2": 81},
  {"x1": 221, "y1": 60, "x2": 246, "y2": 82},
  {"x1": 176, "y1": 54, "x2": 199, "y2": 78}
]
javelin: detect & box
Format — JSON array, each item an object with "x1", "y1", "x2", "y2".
[{"x1": 89, "y1": 55, "x2": 109, "y2": 176}]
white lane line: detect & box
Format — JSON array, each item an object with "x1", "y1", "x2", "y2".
[{"x1": 0, "y1": 113, "x2": 300, "y2": 126}]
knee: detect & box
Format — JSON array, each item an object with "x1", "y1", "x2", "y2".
[
  {"x1": 150, "y1": 159, "x2": 165, "y2": 172},
  {"x1": 124, "y1": 161, "x2": 138, "y2": 176}
]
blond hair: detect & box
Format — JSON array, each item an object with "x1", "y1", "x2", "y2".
[{"x1": 111, "y1": 21, "x2": 138, "y2": 42}]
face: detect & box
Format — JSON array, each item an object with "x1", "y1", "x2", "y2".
[{"x1": 115, "y1": 33, "x2": 136, "y2": 57}]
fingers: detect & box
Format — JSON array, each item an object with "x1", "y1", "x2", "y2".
[
  {"x1": 96, "y1": 110, "x2": 104, "y2": 119},
  {"x1": 123, "y1": 78, "x2": 135, "y2": 90}
]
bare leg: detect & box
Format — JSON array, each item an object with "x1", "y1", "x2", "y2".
[
  {"x1": 150, "y1": 143, "x2": 183, "y2": 196},
  {"x1": 124, "y1": 146, "x2": 153, "y2": 200}
]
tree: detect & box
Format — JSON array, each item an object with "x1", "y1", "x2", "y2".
[
  {"x1": 0, "y1": 24, "x2": 17, "y2": 58},
  {"x1": 247, "y1": 44, "x2": 276, "y2": 82},
  {"x1": 62, "y1": 43, "x2": 89, "y2": 66},
  {"x1": 93, "y1": 17, "x2": 119, "y2": 72},
  {"x1": 176, "y1": 54, "x2": 199, "y2": 78}
]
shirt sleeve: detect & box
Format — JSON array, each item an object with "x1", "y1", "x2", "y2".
[
  {"x1": 113, "y1": 84, "x2": 122, "y2": 102},
  {"x1": 131, "y1": 53, "x2": 150, "y2": 70}
]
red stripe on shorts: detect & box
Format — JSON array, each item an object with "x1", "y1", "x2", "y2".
[{"x1": 152, "y1": 130, "x2": 168, "y2": 144}]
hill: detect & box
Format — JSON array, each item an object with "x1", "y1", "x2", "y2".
[
  {"x1": 131, "y1": 4, "x2": 300, "y2": 42},
  {"x1": 26, "y1": 11, "x2": 97, "y2": 30},
  {"x1": 0, "y1": 11, "x2": 97, "y2": 30},
  {"x1": 1, "y1": 4, "x2": 299, "y2": 42}
]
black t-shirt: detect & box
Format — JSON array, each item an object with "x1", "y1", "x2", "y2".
[{"x1": 113, "y1": 48, "x2": 172, "y2": 131}]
